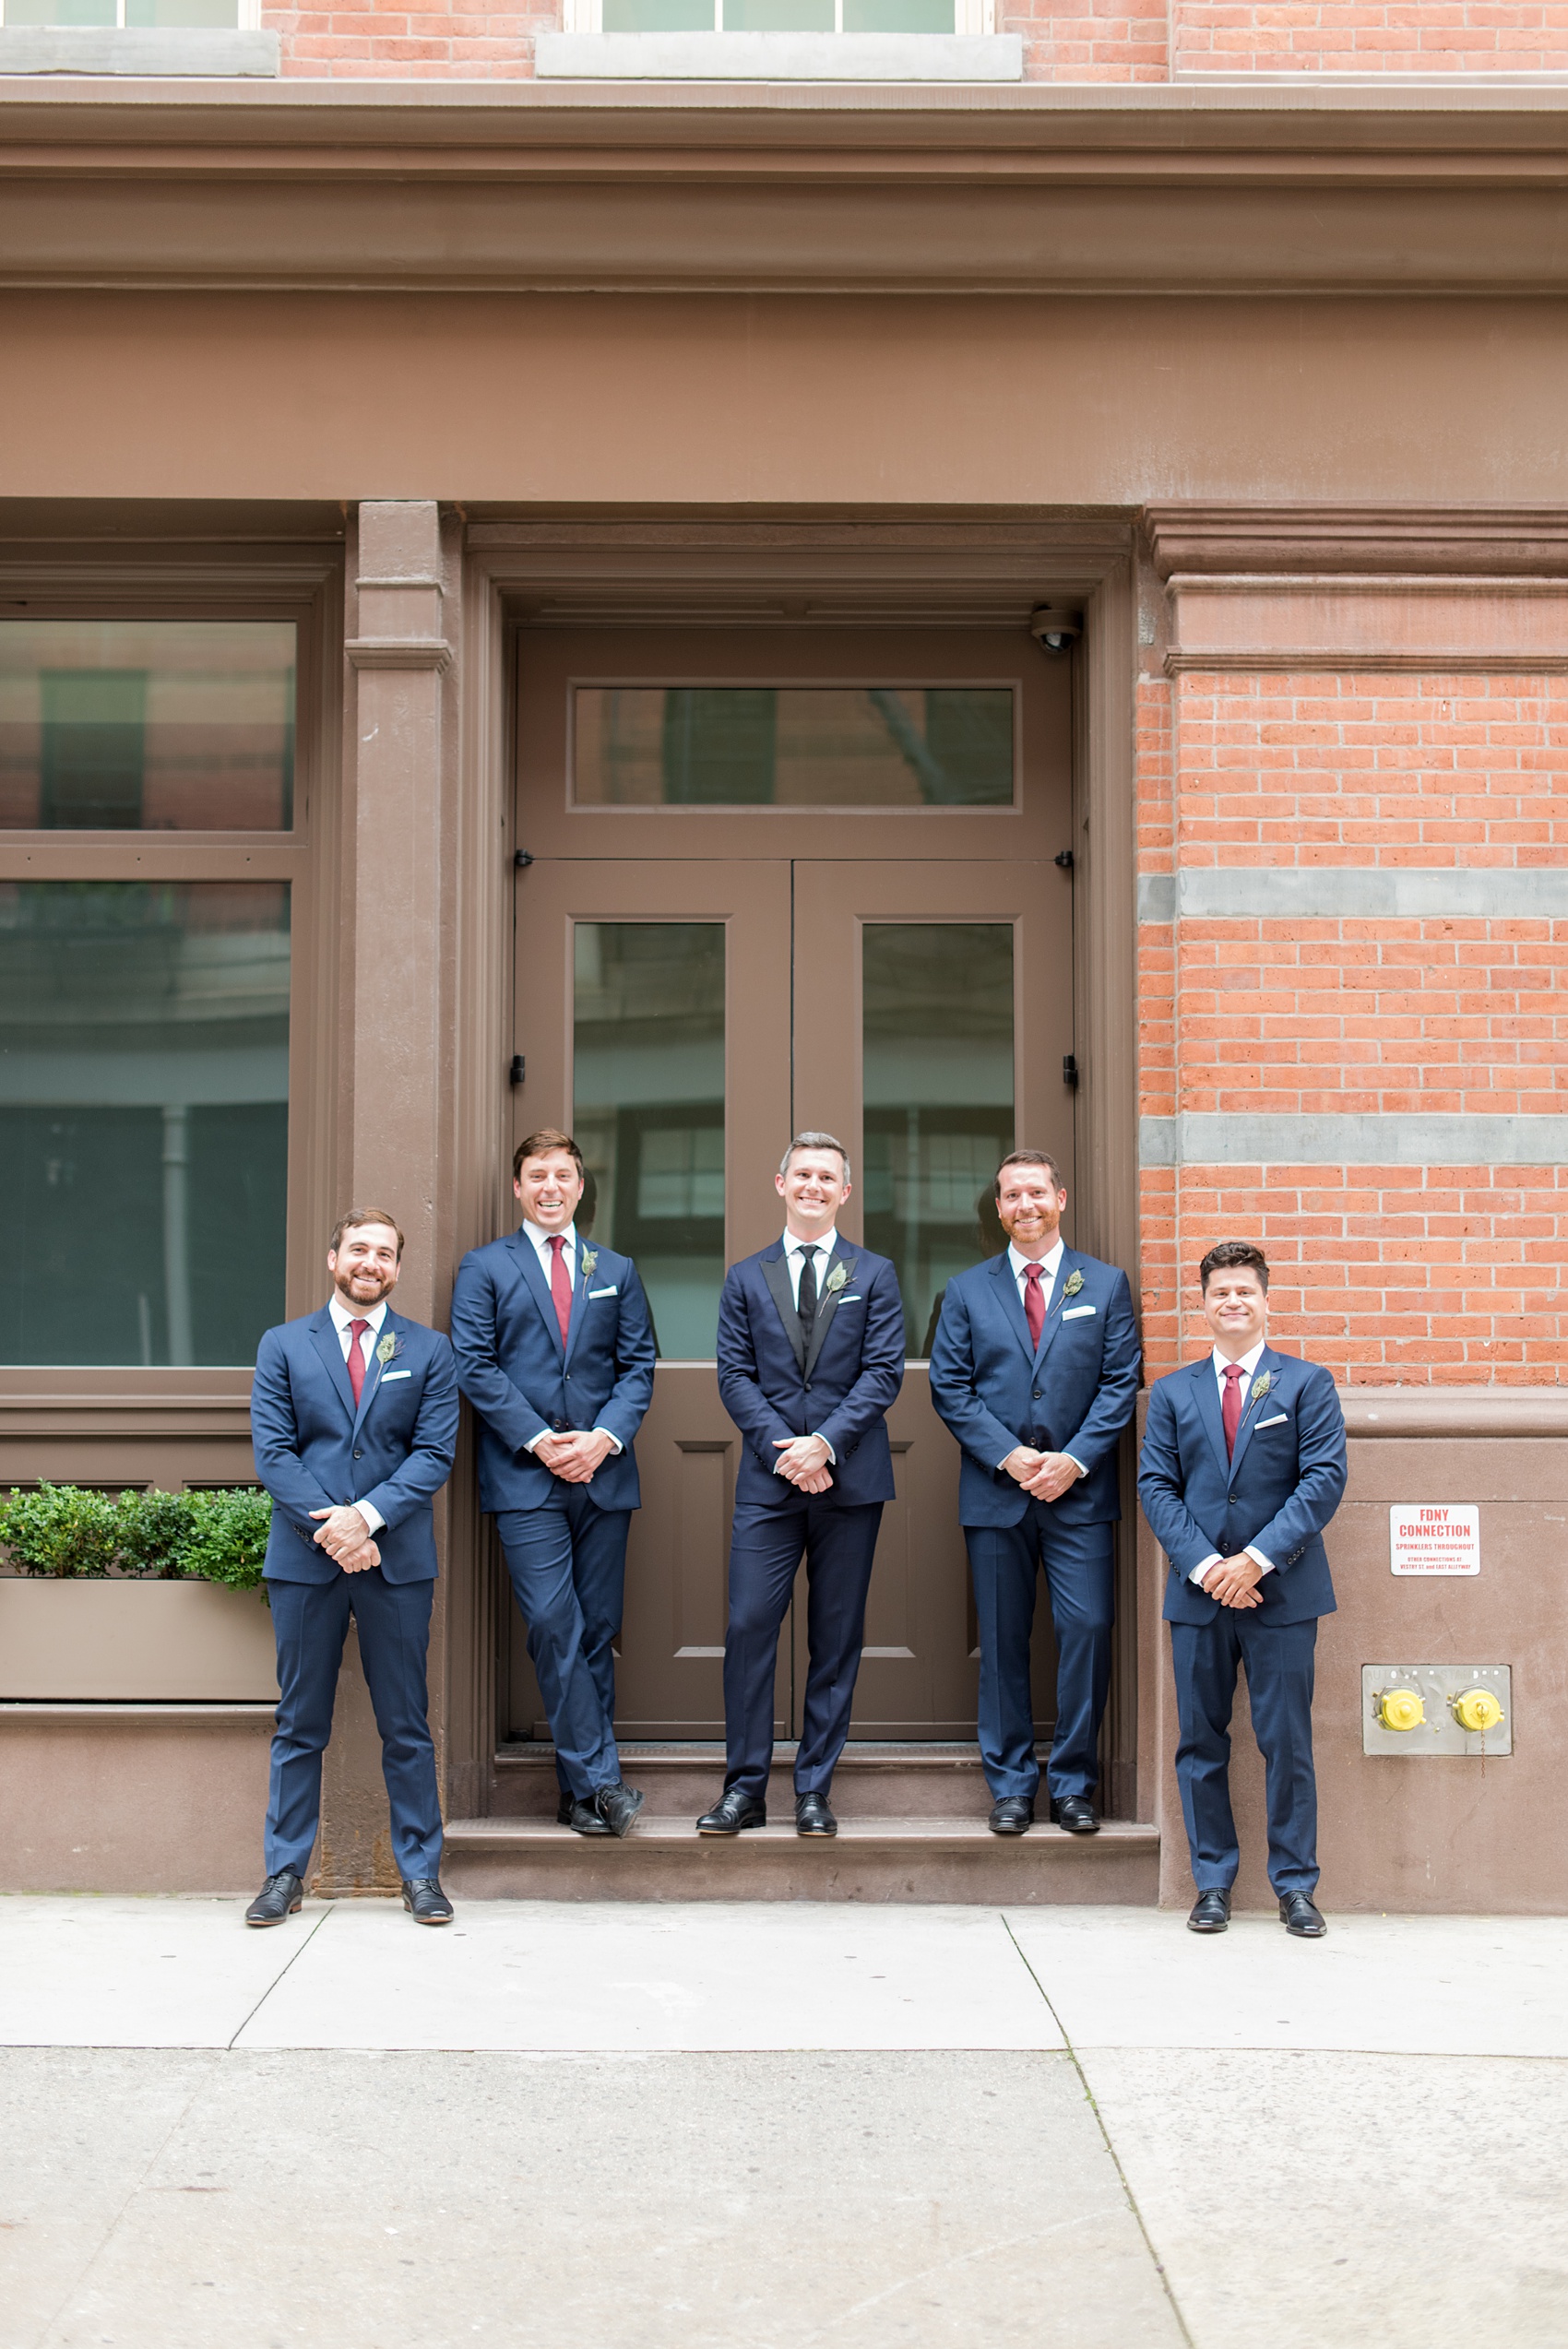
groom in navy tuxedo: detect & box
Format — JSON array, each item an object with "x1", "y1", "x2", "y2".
[
  {"x1": 1138, "y1": 1240, "x2": 1348, "y2": 1939},
  {"x1": 247, "y1": 1208, "x2": 460, "y2": 1928},
  {"x1": 450, "y1": 1128, "x2": 656, "y2": 1839},
  {"x1": 929, "y1": 1151, "x2": 1140, "y2": 1837},
  {"x1": 699, "y1": 1133, "x2": 906, "y2": 1838}
]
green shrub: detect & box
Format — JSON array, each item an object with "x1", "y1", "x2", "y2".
[{"x1": 0, "y1": 1482, "x2": 272, "y2": 1595}]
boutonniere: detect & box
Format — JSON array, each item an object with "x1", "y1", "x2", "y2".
[
  {"x1": 374, "y1": 1333, "x2": 401, "y2": 1367},
  {"x1": 1063, "y1": 1270, "x2": 1084, "y2": 1299},
  {"x1": 1247, "y1": 1370, "x2": 1273, "y2": 1406},
  {"x1": 579, "y1": 1250, "x2": 598, "y2": 1282},
  {"x1": 824, "y1": 1261, "x2": 852, "y2": 1297}
]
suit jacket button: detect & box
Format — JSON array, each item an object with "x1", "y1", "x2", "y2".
[
  {"x1": 1032, "y1": 1389, "x2": 1041, "y2": 1399},
  {"x1": 803, "y1": 1382, "x2": 811, "y2": 1393},
  {"x1": 353, "y1": 1449, "x2": 362, "y2": 1460},
  {"x1": 1228, "y1": 1495, "x2": 1237, "y2": 1505}
]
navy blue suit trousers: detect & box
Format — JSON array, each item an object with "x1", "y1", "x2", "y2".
[
  {"x1": 723, "y1": 1493, "x2": 883, "y2": 1801},
  {"x1": 495, "y1": 1492, "x2": 632, "y2": 1799},
  {"x1": 1170, "y1": 1613, "x2": 1320, "y2": 1895},
  {"x1": 266, "y1": 1570, "x2": 442, "y2": 1882},
  {"x1": 965, "y1": 1504, "x2": 1114, "y2": 1801}
]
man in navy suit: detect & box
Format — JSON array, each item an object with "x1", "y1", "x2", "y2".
[
  {"x1": 929, "y1": 1151, "x2": 1140, "y2": 1837},
  {"x1": 450, "y1": 1128, "x2": 657, "y2": 1838},
  {"x1": 247, "y1": 1208, "x2": 460, "y2": 1928},
  {"x1": 1138, "y1": 1240, "x2": 1348, "y2": 1939},
  {"x1": 699, "y1": 1133, "x2": 906, "y2": 1838}
]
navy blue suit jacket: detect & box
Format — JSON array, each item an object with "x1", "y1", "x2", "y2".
[
  {"x1": 1138, "y1": 1347, "x2": 1348, "y2": 1628},
  {"x1": 928, "y1": 1247, "x2": 1140, "y2": 1530},
  {"x1": 449, "y1": 1229, "x2": 656, "y2": 1515},
  {"x1": 717, "y1": 1238, "x2": 906, "y2": 1510},
  {"x1": 251, "y1": 1307, "x2": 459, "y2": 1586}
]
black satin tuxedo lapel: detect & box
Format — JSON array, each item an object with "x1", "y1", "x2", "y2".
[
  {"x1": 803, "y1": 1240, "x2": 856, "y2": 1383},
  {"x1": 761, "y1": 1250, "x2": 805, "y2": 1370}
]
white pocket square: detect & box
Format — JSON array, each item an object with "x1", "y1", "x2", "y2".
[
  {"x1": 588, "y1": 1286, "x2": 618, "y2": 1299},
  {"x1": 836, "y1": 1293, "x2": 861, "y2": 1303},
  {"x1": 1254, "y1": 1411, "x2": 1288, "y2": 1429},
  {"x1": 1061, "y1": 1304, "x2": 1097, "y2": 1321},
  {"x1": 380, "y1": 1369, "x2": 413, "y2": 1382}
]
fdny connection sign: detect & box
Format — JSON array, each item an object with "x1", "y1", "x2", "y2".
[{"x1": 1389, "y1": 1504, "x2": 1481, "y2": 1577}]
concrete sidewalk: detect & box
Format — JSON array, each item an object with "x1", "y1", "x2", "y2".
[{"x1": 4, "y1": 1898, "x2": 1566, "y2": 2347}]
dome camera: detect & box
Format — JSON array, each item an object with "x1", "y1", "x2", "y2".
[{"x1": 1029, "y1": 604, "x2": 1082, "y2": 655}]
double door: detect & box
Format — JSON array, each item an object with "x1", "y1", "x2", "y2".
[{"x1": 503, "y1": 852, "x2": 1074, "y2": 1742}]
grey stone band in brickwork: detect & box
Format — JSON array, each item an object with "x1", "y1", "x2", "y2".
[
  {"x1": 1137, "y1": 869, "x2": 1568, "y2": 927},
  {"x1": 1140, "y1": 1113, "x2": 1568, "y2": 1168},
  {"x1": 0, "y1": 28, "x2": 279, "y2": 72},
  {"x1": 536, "y1": 31, "x2": 1024, "y2": 77}
]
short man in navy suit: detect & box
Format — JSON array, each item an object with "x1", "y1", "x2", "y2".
[
  {"x1": 929, "y1": 1151, "x2": 1140, "y2": 1837},
  {"x1": 450, "y1": 1128, "x2": 657, "y2": 1839},
  {"x1": 699, "y1": 1133, "x2": 906, "y2": 1838},
  {"x1": 1138, "y1": 1240, "x2": 1348, "y2": 1939},
  {"x1": 247, "y1": 1209, "x2": 460, "y2": 1928}
]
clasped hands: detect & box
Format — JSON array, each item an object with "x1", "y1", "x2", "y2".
[
  {"x1": 534, "y1": 1428, "x2": 616, "y2": 1485},
  {"x1": 309, "y1": 1503, "x2": 380, "y2": 1573},
  {"x1": 1002, "y1": 1446, "x2": 1087, "y2": 1504},
  {"x1": 1197, "y1": 1553, "x2": 1265, "y2": 1609},
  {"x1": 773, "y1": 1433, "x2": 834, "y2": 1495}
]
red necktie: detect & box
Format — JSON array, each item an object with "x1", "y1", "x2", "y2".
[
  {"x1": 548, "y1": 1235, "x2": 573, "y2": 1344},
  {"x1": 1023, "y1": 1262, "x2": 1045, "y2": 1349},
  {"x1": 1222, "y1": 1362, "x2": 1245, "y2": 1459},
  {"x1": 347, "y1": 1319, "x2": 369, "y2": 1406}
]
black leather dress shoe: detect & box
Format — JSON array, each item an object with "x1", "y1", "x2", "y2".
[
  {"x1": 988, "y1": 1797, "x2": 1035, "y2": 1836},
  {"x1": 1187, "y1": 1888, "x2": 1231, "y2": 1933},
  {"x1": 594, "y1": 1782, "x2": 646, "y2": 1839},
  {"x1": 695, "y1": 1789, "x2": 767, "y2": 1835},
  {"x1": 564, "y1": 1797, "x2": 613, "y2": 1836},
  {"x1": 401, "y1": 1877, "x2": 454, "y2": 1925},
  {"x1": 244, "y1": 1870, "x2": 303, "y2": 1928},
  {"x1": 795, "y1": 1791, "x2": 837, "y2": 1837},
  {"x1": 1049, "y1": 1795, "x2": 1100, "y2": 1835},
  {"x1": 1279, "y1": 1891, "x2": 1327, "y2": 1938}
]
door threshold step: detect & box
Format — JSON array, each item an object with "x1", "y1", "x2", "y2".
[
  {"x1": 492, "y1": 1745, "x2": 1004, "y2": 1821},
  {"x1": 444, "y1": 1815, "x2": 1159, "y2": 1904}
]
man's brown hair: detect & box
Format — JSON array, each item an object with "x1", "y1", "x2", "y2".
[
  {"x1": 329, "y1": 1207, "x2": 405, "y2": 1259},
  {"x1": 513, "y1": 1128, "x2": 586, "y2": 1183},
  {"x1": 1199, "y1": 1240, "x2": 1270, "y2": 1294},
  {"x1": 993, "y1": 1149, "x2": 1065, "y2": 1199}
]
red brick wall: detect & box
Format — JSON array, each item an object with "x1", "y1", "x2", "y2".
[
  {"x1": 1138, "y1": 665, "x2": 1568, "y2": 1387},
  {"x1": 1174, "y1": 0, "x2": 1568, "y2": 76},
  {"x1": 268, "y1": 0, "x2": 552, "y2": 76},
  {"x1": 997, "y1": 0, "x2": 1170, "y2": 80}
]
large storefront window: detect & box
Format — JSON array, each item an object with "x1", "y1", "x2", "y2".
[{"x1": 0, "y1": 881, "x2": 291, "y2": 1366}]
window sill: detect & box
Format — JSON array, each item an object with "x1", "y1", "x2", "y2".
[
  {"x1": 0, "y1": 27, "x2": 279, "y2": 74},
  {"x1": 534, "y1": 30, "x2": 1023, "y2": 79}
]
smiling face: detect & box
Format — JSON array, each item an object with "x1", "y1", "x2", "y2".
[
  {"x1": 995, "y1": 1162, "x2": 1067, "y2": 1259},
  {"x1": 327, "y1": 1223, "x2": 401, "y2": 1313},
  {"x1": 1201, "y1": 1264, "x2": 1269, "y2": 1360},
  {"x1": 775, "y1": 1146, "x2": 850, "y2": 1242},
  {"x1": 515, "y1": 1148, "x2": 585, "y2": 1235}
]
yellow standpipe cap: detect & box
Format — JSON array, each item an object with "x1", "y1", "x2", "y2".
[
  {"x1": 1453, "y1": 1688, "x2": 1504, "y2": 1734},
  {"x1": 1378, "y1": 1687, "x2": 1426, "y2": 1733}
]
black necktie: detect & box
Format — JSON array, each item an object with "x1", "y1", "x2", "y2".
[{"x1": 797, "y1": 1246, "x2": 818, "y2": 1347}]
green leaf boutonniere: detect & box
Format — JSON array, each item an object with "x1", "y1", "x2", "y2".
[
  {"x1": 1248, "y1": 1370, "x2": 1273, "y2": 1406},
  {"x1": 825, "y1": 1261, "x2": 852, "y2": 1298},
  {"x1": 1063, "y1": 1269, "x2": 1085, "y2": 1299},
  {"x1": 579, "y1": 1250, "x2": 598, "y2": 1282},
  {"x1": 374, "y1": 1334, "x2": 398, "y2": 1367}
]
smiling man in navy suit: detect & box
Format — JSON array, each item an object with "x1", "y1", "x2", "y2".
[
  {"x1": 929, "y1": 1151, "x2": 1140, "y2": 1838},
  {"x1": 247, "y1": 1208, "x2": 460, "y2": 1928},
  {"x1": 1138, "y1": 1240, "x2": 1348, "y2": 1939},
  {"x1": 450, "y1": 1128, "x2": 657, "y2": 1840},
  {"x1": 700, "y1": 1133, "x2": 906, "y2": 1838}
]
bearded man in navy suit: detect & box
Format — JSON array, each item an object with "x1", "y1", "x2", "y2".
[
  {"x1": 699, "y1": 1133, "x2": 906, "y2": 1839},
  {"x1": 247, "y1": 1208, "x2": 460, "y2": 1928},
  {"x1": 929, "y1": 1151, "x2": 1140, "y2": 1837},
  {"x1": 450, "y1": 1128, "x2": 657, "y2": 1840},
  {"x1": 1138, "y1": 1240, "x2": 1348, "y2": 1940}
]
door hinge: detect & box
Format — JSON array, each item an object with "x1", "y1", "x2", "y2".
[
  {"x1": 1054, "y1": 848, "x2": 1075, "y2": 871},
  {"x1": 509, "y1": 1055, "x2": 527, "y2": 1087},
  {"x1": 1063, "y1": 1054, "x2": 1080, "y2": 1089},
  {"x1": 514, "y1": 848, "x2": 534, "y2": 870}
]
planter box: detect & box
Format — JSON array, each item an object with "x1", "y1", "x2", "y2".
[{"x1": 0, "y1": 1579, "x2": 279, "y2": 1702}]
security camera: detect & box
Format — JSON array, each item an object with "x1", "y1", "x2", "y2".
[{"x1": 1029, "y1": 604, "x2": 1082, "y2": 655}]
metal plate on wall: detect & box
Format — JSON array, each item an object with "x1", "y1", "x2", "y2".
[{"x1": 1361, "y1": 1664, "x2": 1513, "y2": 1757}]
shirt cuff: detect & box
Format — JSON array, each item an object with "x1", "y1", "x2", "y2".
[
  {"x1": 594, "y1": 1427, "x2": 623, "y2": 1454},
  {"x1": 813, "y1": 1434, "x2": 836, "y2": 1465},
  {"x1": 1063, "y1": 1453, "x2": 1088, "y2": 1479},
  {"x1": 1247, "y1": 1547, "x2": 1277, "y2": 1576},
  {"x1": 1189, "y1": 1553, "x2": 1222, "y2": 1586},
  {"x1": 356, "y1": 1501, "x2": 386, "y2": 1536},
  {"x1": 523, "y1": 1430, "x2": 548, "y2": 1455}
]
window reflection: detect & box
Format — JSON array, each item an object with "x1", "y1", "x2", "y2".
[
  {"x1": 0, "y1": 882, "x2": 291, "y2": 1365},
  {"x1": 574, "y1": 686, "x2": 1014, "y2": 809},
  {"x1": 573, "y1": 922, "x2": 725, "y2": 1358},
  {"x1": 860, "y1": 923, "x2": 1015, "y2": 1356},
  {"x1": 0, "y1": 622, "x2": 296, "y2": 831}
]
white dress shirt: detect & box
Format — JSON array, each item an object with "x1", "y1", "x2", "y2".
[
  {"x1": 1190, "y1": 1340, "x2": 1277, "y2": 1586},
  {"x1": 327, "y1": 1292, "x2": 388, "y2": 1534},
  {"x1": 778, "y1": 1228, "x2": 839, "y2": 1466},
  {"x1": 518, "y1": 1219, "x2": 622, "y2": 1458},
  {"x1": 1000, "y1": 1238, "x2": 1087, "y2": 1480}
]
